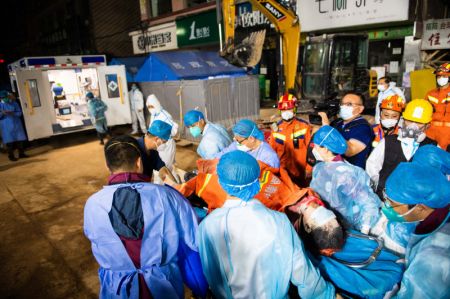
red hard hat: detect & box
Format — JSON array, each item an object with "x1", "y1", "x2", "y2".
[
  {"x1": 278, "y1": 93, "x2": 297, "y2": 110},
  {"x1": 434, "y1": 63, "x2": 450, "y2": 76}
]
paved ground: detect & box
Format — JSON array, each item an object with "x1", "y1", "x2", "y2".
[{"x1": 0, "y1": 128, "x2": 199, "y2": 299}]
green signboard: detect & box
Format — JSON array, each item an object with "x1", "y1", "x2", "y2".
[
  {"x1": 176, "y1": 10, "x2": 220, "y2": 47},
  {"x1": 368, "y1": 26, "x2": 414, "y2": 40}
]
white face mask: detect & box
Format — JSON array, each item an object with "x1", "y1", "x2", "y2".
[
  {"x1": 339, "y1": 105, "x2": 354, "y2": 120},
  {"x1": 281, "y1": 110, "x2": 294, "y2": 121},
  {"x1": 381, "y1": 118, "x2": 398, "y2": 129},
  {"x1": 148, "y1": 108, "x2": 156, "y2": 115},
  {"x1": 237, "y1": 143, "x2": 251, "y2": 152},
  {"x1": 378, "y1": 84, "x2": 387, "y2": 92},
  {"x1": 312, "y1": 147, "x2": 324, "y2": 162},
  {"x1": 310, "y1": 206, "x2": 337, "y2": 227},
  {"x1": 437, "y1": 77, "x2": 449, "y2": 87}
]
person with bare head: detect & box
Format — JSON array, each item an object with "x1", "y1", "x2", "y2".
[{"x1": 321, "y1": 92, "x2": 374, "y2": 168}]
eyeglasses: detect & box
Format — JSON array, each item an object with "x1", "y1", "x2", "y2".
[
  {"x1": 234, "y1": 136, "x2": 248, "y2": 145},
  {"x1": 382, "y1": 189, "x2": 405, "y2": 208},
  {"x1": 340, "y1": 102, "x2": 362, "y2": 107}
]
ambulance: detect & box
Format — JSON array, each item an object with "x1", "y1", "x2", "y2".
[{"x1": 8, "y1": 55, "x2": 131, "y2": 141}]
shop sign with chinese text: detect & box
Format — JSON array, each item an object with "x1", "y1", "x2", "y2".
[
  {"x1": 297, "y1": 0, "x2": 409, "y2": 32},
  {"x1": 421, "y1": 19, "x2": 450, "y2": 50},
  {"x1": 129, "y1": 22, "x2": 178, "y2": 55},
  {"x1": 236, "y1": 2, "x2": 270, "y2": 28},
  {"x1": 176, "y1": 10, "x2": 220, "y2": 47}
]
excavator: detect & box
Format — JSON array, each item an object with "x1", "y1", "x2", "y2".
[{"x1": 216, "y1": 0, "x2": 378, "y2": 112}]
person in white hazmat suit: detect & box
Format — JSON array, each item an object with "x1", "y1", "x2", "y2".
[
  {"x1": 146, "y1": 94, "x2": 178, "y2": 182},
  {"x1": 129, "y1": 83, "x2": 147, "y2": 135}
]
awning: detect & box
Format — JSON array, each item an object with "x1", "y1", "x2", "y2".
[
  {"x1": 134, "y1": 50, "x2": 246, "y2": 82},
  {"x1": 109, "y1": 56, "x2": 147, "y2": 82}
]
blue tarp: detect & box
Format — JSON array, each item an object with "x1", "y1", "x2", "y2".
[
  {"x1": 110, "y1": 57, "x2": 147, "y2": 82},
  {"x1": 134, "y1": 50, "x2": 246, "y2": 82}
]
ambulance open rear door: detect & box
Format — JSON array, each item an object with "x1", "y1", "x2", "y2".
[
  {"x1": 15, "y1": 69, "x2": 54, "y2": 141},
  {"x1": 97, "y1": 65, "x2": 131, "y2": 126}
]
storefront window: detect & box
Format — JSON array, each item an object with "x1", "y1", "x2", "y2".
[{"x1": 151, "y1": 0, "x2": 172, "y2": 17}]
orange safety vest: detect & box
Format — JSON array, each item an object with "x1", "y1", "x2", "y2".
[
  {"x1": 371, "y1": 124, "x2": 399, "y2": 148},
  {"x1": 175, "y1": 159, "x2": 309, "y2": 213},
  {"x1": 268, "y1": 118, "x2": 312, "y2": 186},
  {"x1": 425, "y1": 86, "x2": 450, "y2": 150}
]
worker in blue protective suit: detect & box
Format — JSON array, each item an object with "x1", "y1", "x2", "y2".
[
  {"x1": 183, "y1": 110, "x2": 232, "y2": 159},
  {"x1": 213, "y1": 119, "x2": 280, "y2": 168},
  {"x1": 84, "y1": 135, "x2": 207, "y2": 299},
  {"x1": 0, "y1": 90, "x2": 28, "y2": 161},
  {"x1": 383, "y1": 162, "x2": 450, "y2": 299},
  {"x1": 86, "y1": 92, "x2": 109, "y2": 145},
  {"x1": 197, "y1": 150, "x2": 336, "y2": 299},
  {"x1": 310, "y1": 126, "x2": 381, "y2": 234}
]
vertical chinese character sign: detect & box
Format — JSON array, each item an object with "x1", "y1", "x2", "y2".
[{"x1": 421, "y1": 19, "x2": 450, "y2": 50}]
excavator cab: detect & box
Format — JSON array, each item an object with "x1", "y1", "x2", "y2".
[{"x1": 301, "y1": 34, "x2": 372, "y2": 111}]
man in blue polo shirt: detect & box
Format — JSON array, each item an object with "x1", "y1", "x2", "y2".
[{"x1": 320, "y1": 92, "x2": 374, "y2": 168}]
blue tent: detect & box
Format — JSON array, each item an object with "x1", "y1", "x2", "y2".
[
  {"x1": 110, "y1": 56, "x2": 147, "y2": 82},
  {"x1": 134, "y1": 50, "x2": 246, "y2": 82}
]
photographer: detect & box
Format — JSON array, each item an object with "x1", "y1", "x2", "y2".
[{"x1": 319, "y1": 92, "x2": 374, "y2": 169}]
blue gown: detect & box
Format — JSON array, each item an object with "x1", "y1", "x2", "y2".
[
  {"x1": 214, "y1": 141, "x2": 280, "y2": 168},
  {"x1": 84, "y1": 182, "x2": 203, "y2": 298},
  {"x1": 197, "y1": 123, "x2": 232, "y2": 159},
  {"x1": 87, "y1": 98, "x2": 108, "y2": 133},
  {"x1": 310, "y1": 161, "x2": 381, "y2": 233},
  {"x1": 392, "y1": 214, "x2": 450, "y2": 299},
  {"x1": 0, "y1": 100, "x2": 27, "y2": 143},
  {"x1": 197, "y1": 199, "x2": 335, "y2": 299}
]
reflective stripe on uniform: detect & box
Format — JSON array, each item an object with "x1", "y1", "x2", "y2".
[
  {"x1": 427, "y1": 95, "x2": 440, "y2": 104},
  {"x1": 272, "y1": 132, "x2": 286, "y2": 141},
  {"x1": 291, "y1": 129, "x2": 307, "y2": 139},
  {"x1": 198, "y1": 174, "x2": 213, "y2": 198},
  {"x1": 259, "y1": 170, "x2": 271, "y2": 187},
  {"x1": 431, "y1": 121, "x2": 450, "y2": 127}
]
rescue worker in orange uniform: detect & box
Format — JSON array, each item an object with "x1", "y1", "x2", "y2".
[
  {"x1": 173, "y1": 158, "x2": 309, "y2": 213},
  {"x1": 425, "y1": 63, "x2": 450, "y2": 151},
  {"x1": 268, "y1": 93, "x2": 312, "y2": 187},
  {"x1": 371, "y1": 94, "x2": 405, "y2": 148}
]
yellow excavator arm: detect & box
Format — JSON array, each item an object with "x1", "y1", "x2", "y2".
[{"x1": 217, "y1": 0, "x2": 301, "y2": 93}]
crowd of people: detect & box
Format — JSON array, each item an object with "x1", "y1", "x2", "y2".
[
  {"x1": 82, "y1": 62, "x2": 450, "y2": 299},
  {"x1": 1, "y1": 62, "x2": 446, "y2": 298}
]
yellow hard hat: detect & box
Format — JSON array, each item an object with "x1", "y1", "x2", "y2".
[{"x1": 402, "y1": 99, "x2": 433, "y2": 124}]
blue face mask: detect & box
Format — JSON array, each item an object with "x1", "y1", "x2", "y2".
[
  {"x1": 190, "y1": 126, "x2": 202, "y2": 138},
  {"x1": 381, "y1": 200, "x2": 417, "y2": 223}
]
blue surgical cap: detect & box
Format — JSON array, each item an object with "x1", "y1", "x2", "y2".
[
  {"x1": 148, "y1": 120, "x2": 172, "y2": 141},
  {"x1": 184, "y1": 110, "x2": 204, "y2": 127},
  {"x1": 232, "y1": 119, "x2": 264, "y2": 141},
  {"x1": 86, "y1": 92, "x2": 94, "y2": 99},
  {"x1": 412, "y1": 145, "x2": 450, "y2": 176},
  {"x1": 217, "y1": 151, "x2": 261, "y2": 201},
  {"x1": 386, "y1": 163, "x2": 450, "y2": 209},
  {"x1": 313, "y1": 125, "x2": 348, "y2": 155},
  {"x1": 0, "y1": 90, "x2": 9, "y2": 98}
]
